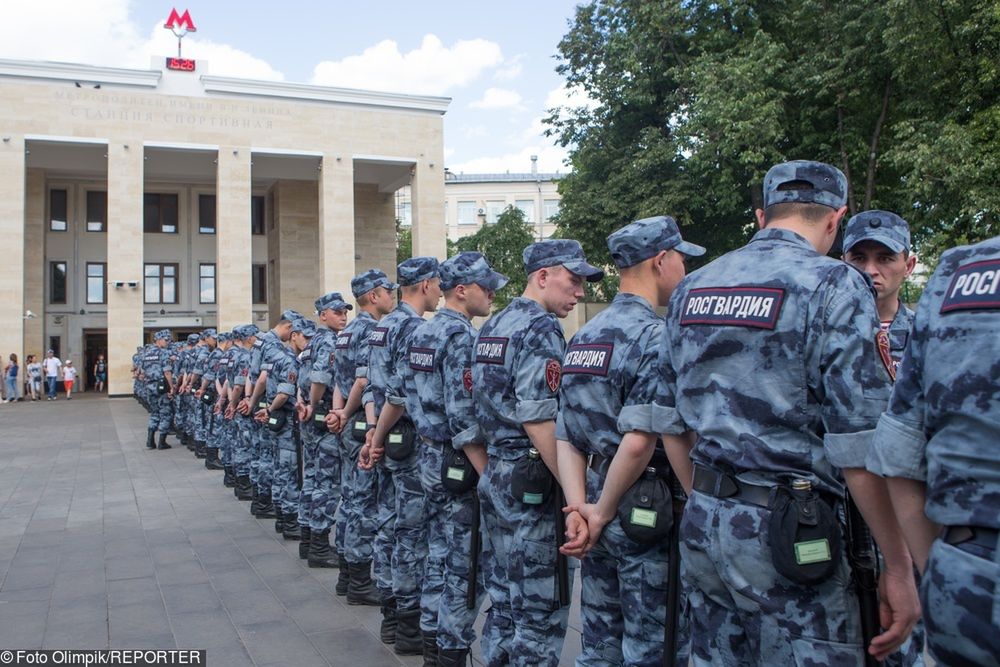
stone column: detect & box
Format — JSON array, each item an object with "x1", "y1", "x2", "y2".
[
  {"x1": 0, "y1": 136, "x2": 25, "y2": 379},
  {"x1": 106, "y1": 141, "x2": 143, "y2": 396},
  {"x1": 216, "y1": 147, "x2": 252, "y2": 330},
  {"x1": 23, "y1": 168, "x2": 45, "y2": 360},
  {"x1": 318, "y1": 157, "x2": 355, "y2": 297},
  {"x1": 409, "y1": 160, "x2": 446, "y2": 260}
]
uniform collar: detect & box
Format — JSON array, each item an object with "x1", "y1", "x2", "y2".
[
  {"x1": 356, "y1": 310, "x2": 376, "y2": 322},
  {"x1": 396, "y1": 301, "x2": 420, "y2": 318},
  {"x1": 613, "y1": 291, "x2": 656, "y2": 314},
  {"x1": 750, "y1": 227, "x2": 814, "y2": 249},
  {"x1": 438, "y1": 306, "x2": 470, "y2": 322}
]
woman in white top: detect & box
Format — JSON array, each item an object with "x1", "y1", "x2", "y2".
[{"x1": 26, "y1": 354, "x2": 42, "y2": 401}]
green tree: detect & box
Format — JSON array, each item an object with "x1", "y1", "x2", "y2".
[
  {"x1": 396, "y1": 220, "x2": 412, "y2": 264},
  {"x1": 455, "y1": 206, "x2": 535, "y2": 309}
]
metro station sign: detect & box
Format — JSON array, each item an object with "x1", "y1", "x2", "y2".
[{"x1": 164, "y1": 8, "x2": 197, "y2": 67}]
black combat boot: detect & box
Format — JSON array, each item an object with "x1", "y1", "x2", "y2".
[
  {"x1": 346, "y1": 560, "x2": 381, "y2": 606},
  {"x1": 157, "y1": 432, "x2": 172, "y2": 450},
  {"x1": 307, "y1": 530, "x2": 340, "y2": 568},
  {"x1": 380, "y1": 596, "x2": 397, "y2": 644},
  {"x1": 394, "y1": 607, "x2": 422, "y2": 655},
  {"x1": 335, "y1": 555, "x2": 349, "y2": 596},
  {"x1": 421, "y1": 631, "x2": 438, "y2": 667},
  {"x1": 282, "y1": 516, "x2": 301, "y2": 541},
  {"x1": 254, "y1": 493, "x2": 276, "y2": 519},
  {"x1": 204, "y1": 447, "x2": 224, "y2": 470},
  {"x1": 194, "y1": 440, "x2": 207, "y2": 459},
  {"x1": 184, "y1": 433, "x2": 195, "y2": 451},
  {"x1": 298, "y1": 526, "x2": 312, "y2": 559},
  {"x1": 223, "y1": 465, "x2": 236, "y2": 487},
  {"x1": 273, "y1": 508, "x2": 285, "y2": 533},
  {"x1": 235, "y1": 475, "x2": 253, "y2": 501},
  {"x1": 436, "y1": 648, "x2": 469, "y2": 667},
  {"x1": 146, "y1": 429, "x2": 157, "y2": 449}
]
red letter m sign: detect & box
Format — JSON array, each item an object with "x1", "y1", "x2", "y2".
[{"x1": 165, "y1": 8, "x2": 197, "y2": 34}]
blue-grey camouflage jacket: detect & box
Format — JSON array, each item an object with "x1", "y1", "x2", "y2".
[
  {"x1": 883, "y1": 299, "x2": 916, "y2": 373},
  {"x1": 308, "y1": 327, "x2": 337, "y2": 403},
  {"x1": 473, "y1": 296, "x2": 566, "y2": 459},
  {"x1": 364, "y1": 302, "x2": 423, "y2": 415},
  {"x1": 656, "y1": 227, "x2": 892, "y2": 495},
  {"x1": 557, "y1": 293, "x2": 663, "y2": 460},
  {"x1": 403, "y1": 307, "x2": 480, "y2": 449},
  {"x1": 141, "y1": 345, "x2": 171, "y2": 381},
  {"x1": 869, "y1": 235, "x2": 1000, "y2": 529},
  {"x1": 297, "y1": 340, "x2": 315, "y2": 398},
  {"x1": 333, "y1": 311, "x2": 377, "y2": 400}
]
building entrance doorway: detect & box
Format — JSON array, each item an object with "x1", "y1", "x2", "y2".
[{"x1": 83, "y1": 330, "x2": 108, "y2": 392}]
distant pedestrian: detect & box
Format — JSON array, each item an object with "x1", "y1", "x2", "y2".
[
  {"x1": 26, "y1": 355, "x2": 42, "y2": 401},
  {"x1": 94, "y1": 353, "x2": 107, "y2": 392},
  {"x1": 63, "y1": 360, "x2": 77, "y2": 400},
  {"x1": 4, "y1": 353, "x2": 18, "y2": 402},
  {"x1": 43, "y1": 350, "x2": 61, "y2": 400}
]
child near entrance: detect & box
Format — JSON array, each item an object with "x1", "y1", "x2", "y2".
[
  {"x1": 94, "y1": 354, "x2": 107, "y2": 392},
  {"x1": 63, "y1": 360, "x2": 77, "y2": 399}
]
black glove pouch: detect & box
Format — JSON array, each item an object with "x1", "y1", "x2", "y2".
[
  {"x1": 201, "y1": 388, "x2": 216, "y2": 405},
  {"x1": 617, "y1": 468, "x2": 673, "y2": 544},
  {"x1": 156, "y1": 380, "x2": 168, "y2": 395},
  {"x1": 349, "y1": 413, "x2": 369, "y2": 444},
  {"x1": 267, "y1": 408, "x2": 289, "y2": 432},
  {"x1": 511, "y1": 453, "x2": 553, "y2": 506},
  {"x1": 441, "y1": 446, "x2": 478, "y2": 494},
  {"x1": 768, "y1": 486, "x2": 842, "y2": 585},
  {"x1": 384, "y1": 418, "x2": 417, "y2": 461},
  {"x1": 313, "y1": 405, "x2": 331, "y2": 435}
]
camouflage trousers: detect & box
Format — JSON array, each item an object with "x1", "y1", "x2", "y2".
[
  {"x1": 375, "y1": 464, "x2": 397, "y2": 599},
  {"x1": 338, "y1": 424, "x2": 377, "y2": 563},
  {"x1": 422, "y1": 444, "x2": 486, "y2": 651},
  {"x1": 296, "y1": 425, "x2": 318, "y2": 527},
  {"x1": 253, "y1": 428, "x2": 275, "y2": 493},
  {"x1": 388, "y1": 451, "x2": 428, "y2": 615},
  {"x1": 231, "y1": 415, "x2": 253, "y2": 477},
  {"x1": 216, "y1": 413, "x2": 233, "y2": 463},
  {"x1": 681, "y1": 492, "x2": 864, "y2": 666},
  {"x1": 271, "y1": 422, "x2": 299, "y2": 515},
  {"x1": 921, "y1": 537, "x2": 1000, "y2": 666},
  {"x1": 478, "y1": 455, "x2": 572, "y2": 667},
  {"x1": 194, "y1": 399, "x2": 211, "y2": 444},
  {"x1": 146, "y1": 386, "x2": 173, "y2": 431},
  {"x1": 307, "y1": 431, "x2": 342, "y2": 532}
]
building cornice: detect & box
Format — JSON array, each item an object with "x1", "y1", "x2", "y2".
[
  {"x1": 0, "y1": 58, "x2": 161, "y2": 88},
  {"x1": 200, "y1": 76, "x2": 451, "y2": 114}
]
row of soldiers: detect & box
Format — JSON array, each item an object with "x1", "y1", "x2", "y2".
[{"x1": 132, "y1": 158, "x2": 999, "y2": 667}]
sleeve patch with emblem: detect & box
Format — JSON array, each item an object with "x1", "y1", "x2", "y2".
[
  {"x1": 545, "y1": 359, "x2": 562, "y2": 392},
  {"x1": 462, "y1": 368, "x2": 473, "y2": 392},
  {"x1": 876, "y1": 330, "x2": 895, "y2": 383}
]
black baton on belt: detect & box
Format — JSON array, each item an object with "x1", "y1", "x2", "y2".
[
  {"x1": 663, "y1": 473, "x2": 686, "y2": 667},
  {"x1": 845, "y1": 492, "x2": 880, "y2": 667},
  {"x1": 555, "y1": 486, "x2": 570, "y2": 607},
  {"x1": 294, "y1": 420, "x2": 303, "y2": 489},
  {"x1": 466, "y1": 493, "x2": 481, "y2": 610}
]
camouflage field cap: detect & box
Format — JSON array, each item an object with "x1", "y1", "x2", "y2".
[
  {"x1": 186, "y1": 333, "x2": 200, "y2": 344},
  {"x1": 314, "y1": 291, "x2": 353, "y2": 313},
  {"x1": 351, "y1": 269, "x2": 399, "y2": 298},
  {"x1": 217, "y1": 332, "x2": 232, "y2": 343},
  {"x1": 200, "y1": 328, "x2": 217, "y2": 340},
  {"x1": 153, "y1": 329, "x2": 172, "y2": 341},
  {"x1": 291, "y1": 318, "x2": 317, "y2": 337},
  {"x1": 234, "y1": 324, "x2": 260, "y2": 340},
  {"x1": 607, "y1": 215, "x2": 707, "y2": 268},
  {"x1": 397, "y1": 256, "x2": 440, "y2": 286},
  {"x1": 279, "y1": 309, "x2": 304, "y2": 323},
  {"x1": 843, "y1": 210, "x2": 911, "y2": 254},
  {"x1": 763, "y1": 160, "x2": 848, "y2": 209},
  {"x1": 523, "y1": 239, "x2": 604, "y2": 282},
  {"x1": 439, "y1": 251, "x2": 509, "y2": 291}
]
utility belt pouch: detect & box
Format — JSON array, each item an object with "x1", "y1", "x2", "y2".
[
  {"x1": 511, "y1": 448, "x2": 553, "y2": 506},
  {"x1": 156, "y1": 379, "x2": 168, "y2": 395},
  {"x1": 768, "y1": 481, "x2": 842, "y2": 585},
  {"x1": 441, "y1": 445, "x2": 478, "y2": 494},
  {"x1": 617, "y1": 467, "x2": 673, "y2": 544},
  {"x1": 257, "y1": 400, "x2": 268, "y2": 410},
  {"x1": 349, "y1": 413, "x2": 369, "y2": 444},
  {"x1": 313, "y1": 403, "x2": 331, "y2": 435},
  {"x1": 267, "y1": 408, "x2": 289, "y2": 432},
  {"x1": 385, "y1": 418, "x2": 417, "y2": 461},
  {"x1": 201, "y1": 388, "x2": 216, "y2": 405}
]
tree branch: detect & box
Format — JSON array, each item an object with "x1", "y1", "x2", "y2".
[
  {"x1": 864, "y1": 77, "x2": 892, "y2": 210},
  {"x1": 836, "y1": 101, "x2": 856, "y2": 216}
]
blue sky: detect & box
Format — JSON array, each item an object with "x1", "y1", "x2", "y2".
[{"x1": 4, "y1": 0, "x2": 586, "y2": 173}]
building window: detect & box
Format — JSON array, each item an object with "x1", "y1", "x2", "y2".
[
  {"x1": 199, "y1": 263, "x2": 216, "y2": 304},
  {"x1": 49, "y1": 337, "x2": 61, "y2": 358},
  {"x1": 398, "y1": 201, "x2": 412, "y2": 227},
  {"x1": 515, "y1": 199, "x2": 535, "y2": 223},
  {"x1": 198, "y1": 194, "x2": 216, "y2": 234},
  {"x1": 144, "y1": 263, "x2": 178, "y2": 304},
  {"x1": 86, "y1": 263, "x2": 106, "y2": 304},
  {"x1": 544, "y1": 199, "x2": 560, "y2": 222},
  {"x1": 86, "y1": 191, "x2": 107, "y2": 232},
  {"x1": 49, "y1": 261, "x2": 67, "y2": 304},
  {"x1": 457, "y1": 200, "x2": 477, "y2": 225},
  {"x1": 251, "y1": 195, "x2": 266, "y2": 235},
  {"x1": 252, "y1": 264, "x2": 267, "y2": 304},
  {"x1": 50, "y1": 189, "x2": 68, "y2": 231},
  {"x1": 143, "y1": 193, "x2": 179, "y2": 234},
  {"x1": 486, "y1": 201, "x2": 506, "y2": 224}
]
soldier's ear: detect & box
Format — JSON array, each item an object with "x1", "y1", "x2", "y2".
[{"x1": 754, "y1": 208, "x2": 766, "y2": 229}]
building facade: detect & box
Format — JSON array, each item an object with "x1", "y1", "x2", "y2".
[{"x1": 1, "y1": 57, "x2": 449, "y2": 395}]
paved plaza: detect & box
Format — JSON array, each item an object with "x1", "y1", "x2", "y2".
[{"x1": 0, "y1": 394, "x2": 584, "y2": 666}]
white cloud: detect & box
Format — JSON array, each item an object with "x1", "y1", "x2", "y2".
[
  {"x1": 494, "y1": 54, "x2": 525, "y2": 81},
  {"x1": 448, "y1": 144, "x2": 569, "y2": 175},
  {"x1": 138, "y1": 28, "x2": 284, "y2": 81},
  {"x1": 311, "y1": 34, "x2": 503, "y2": 96},
  {"x1": 463, "y1": 125, "x2": 490, "y2": 140},
  {"x1": 545, "y1": 83, "x2": 599, "y2": 112},
  {"x1": 469, "y1": 87, "x2": 523, "y2": 109}
]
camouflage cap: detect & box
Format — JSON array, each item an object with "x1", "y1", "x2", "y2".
[
  {"x1": 763, "y1": 160, "x2": 848, "y2": 209},
  {"x1": 314, "y1": 291, "x2": 353, "y2": 313},
  {"x1": 234, "y1": 324, "x2": 260, "y2": 340},
  {"x1": 439, "y1": 251, "x2": 509, "y2": 291},
  {"x1": 607, "y1": 215, "x2": 706, "y2": 268},
  {"x1": 350, "y1": 269, "x2": 399, "y2": 298},
  {"x1": 153, "y1": 329, "x2": 172, "y2": 341},
  {"x1": 201, "y1": 328, "x2": 217, "y2": 340},
  {"x1": 843, "y1": 210, "x2": 911, "y2": 255},
  {"x1": 279, "y1": 309, "x2": 304, "y2": 323},
  {"x1": 397, "y1": 256, "x2": 441, "y2": 286},
  {"x1": 217, "y1": 332, "x2": 233, "y2": 343},
  {"x1": 523, "y1": 239, "x2": 604, "y2": 282},
  {"x1": 186, "y1": 333, "x2": 200, "y2": 344},
  {"x1": 291, "y1": 317, "x2": 318, "y2": 337}
]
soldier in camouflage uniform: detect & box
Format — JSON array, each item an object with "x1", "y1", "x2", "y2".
[
  {"x1": 657, "y1": 161, "x2": 920, "y2": 666},
  {"x1": 328, "y1": 270, "x2": 395, "y2": 606},
  {"x1": 132, "y1": 346, "x2": 143, "y2": 407},
  {"x1": 142, "y1": 329, "x2": 175, "y2": 450},
  {"x1": 198, "y1": 330, "x2": 226, "y2": 471},
  {"x1": 557, "y1": 216, "x2": 703, "y2": 667},
  {"x1": 405, "y1": 252, "x2": 507, "y2": 667},
  {"x1": 302, "y1": 292, "x2": 352, "y2": 567},
  {"x1": 189, "y1": 330, "x2": 217, "y2": 459},
  {"x1": 473, "y1": 239, "x2": 601, "y2": 666},
  {"x1": 364, "y1": 256, "x2": 442, "y2": 656},
  {"x1": 226, "y1": 325, "x2": 259, "y2": 501},
  {"x1": 870, "y1": 234, "x2": 1000, "y2": 666},
  {"x1": 175, "y1": 334, "x2": 199, "y2": 451}
]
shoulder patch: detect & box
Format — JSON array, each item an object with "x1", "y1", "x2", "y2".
[
  {"x1": 876, "y1": 330, "x2": 895, "y2": 383},
  {"x1": 369, "y1": 327, "x2": 389, "y2": 347},
  {"x1": 408, "y1": 347, "x2": 435, "y2": 372},
  {"x1": 940, "y1": 259, "x2": 1000, "y2": 314},
  {"x1": 462, "y1": 368, "x2": 473, "y2": 392},
  {"x1": 475, "y1": 337, "x2": 508, "y2": 365},
  {"x1": 288, "y1": 370, "x2": 297, "y2": 384},
  {"x1": 335, "y1": 332, "x2": 352, "y2": 349},
  {"x1": 563, "y1": 342, "x2": 614, "y2": 377},
  {"x1": 545, "y1": 359, "x2": 562, "y2": 392},
  {"x1": 679, "y1": 286, "x2": 785, "y2": 329}
]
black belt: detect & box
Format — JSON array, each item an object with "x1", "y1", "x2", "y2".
[
  {"x1": 692, "y1": 465, "x2": 773, "y2": 508},
  {"x1": 943, "y1": 525, "x2": 998, "y2": 558},
  {"x1": 421, "y1": 438, "x2": 444, "y2": 451}
]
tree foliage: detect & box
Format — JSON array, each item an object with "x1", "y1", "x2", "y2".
[
  {"x1": 547, "y1": 0, "x2": 999, "y2": 270},
  {"x1": 455, "y1": 206, "x2": 535, "y2": 309}
]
